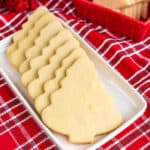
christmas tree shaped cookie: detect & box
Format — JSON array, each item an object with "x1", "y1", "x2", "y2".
[
  {"x1": 42, "y1": 57, "x2": 122, "y2": 144},
  {"x1": 35, "y1": 48, "x2": 87, "y2": 113},
  {"x1": 6, "y1": 6, "x2": 49, "y2": 56},
  {"x1": 19, "y1": 20, "x2": 63, "y2": 74},
  {"x1": 26, "y1": 39, "x2": 79, "y2": 98},
  {"x1": 8, "y1": 12, "x2": 55, "y2": 68}
]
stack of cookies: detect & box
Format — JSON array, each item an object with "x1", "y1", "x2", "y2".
[
  {"x1": 6, "y1": 6, "x2": 122, "y2": 144},
  {"x1": 93, "y1": 0, "x2": 148, "y2": 19}
]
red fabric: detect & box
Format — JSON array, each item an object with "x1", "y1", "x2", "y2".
[
  {"x1": 0, "y1": 0, "x2": 4, "y2": 8},
  {"x1": 0, "y1": 0, "x2": 39, "y2": 12},
  {"x1": 0, "y1": 0, "x2": 150, "y2": 150},
  {"x1": 40, "y1": 0, "x2": 49, "y2": 4},
  {"x1": 28, "y1": 0, "x2": 39, "y2": 10}
]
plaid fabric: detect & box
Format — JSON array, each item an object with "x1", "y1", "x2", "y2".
[{"x1": 0, "y1": 0, "x2": 149, "y2": 149}]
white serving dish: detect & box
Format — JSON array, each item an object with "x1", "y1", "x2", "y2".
[{"x1": 0, "y1": 19, "x2": 147, "y2": 150}]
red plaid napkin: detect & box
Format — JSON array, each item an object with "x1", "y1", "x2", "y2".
[{"x1": 0, "y1": 0, "x2": 150, "y2": 150}]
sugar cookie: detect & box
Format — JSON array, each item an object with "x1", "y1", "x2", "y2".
[
  {"x1": 27, "y1": 30, "x2": 73, "y2": 71},
  {"x1": 35, "y1": 48, "x2": 87, "y2": 113},
  {"x1": 6, "y1": 6, "x2": 48, "y2": 56},
  {"x1": 42, "y1": 57, "x2": 122, "y2": 144},
  {"x1": 21, "y1": 31, "x2": 74, "y2": 87},
  {"x1": 19, "y1": 20, "x2": 64, "y2": 74},
  {"x1": 27, "y1": 39, "x2": 80, "y2": 99},
  {"x1": 9, "y1": 12, "x2": 55, "y2": 68}
]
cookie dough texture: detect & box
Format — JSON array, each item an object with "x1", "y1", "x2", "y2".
[
  {"x1": 42, "y1": 58, "x2": 122, "y2": 144},
  {"x1": 6, "y1": 6, "x2": 122, "y2": 144}
]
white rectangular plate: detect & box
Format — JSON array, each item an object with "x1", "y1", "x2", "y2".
[{"x1": 0, "y1": 20, "x2": 147, "y2": 150}]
